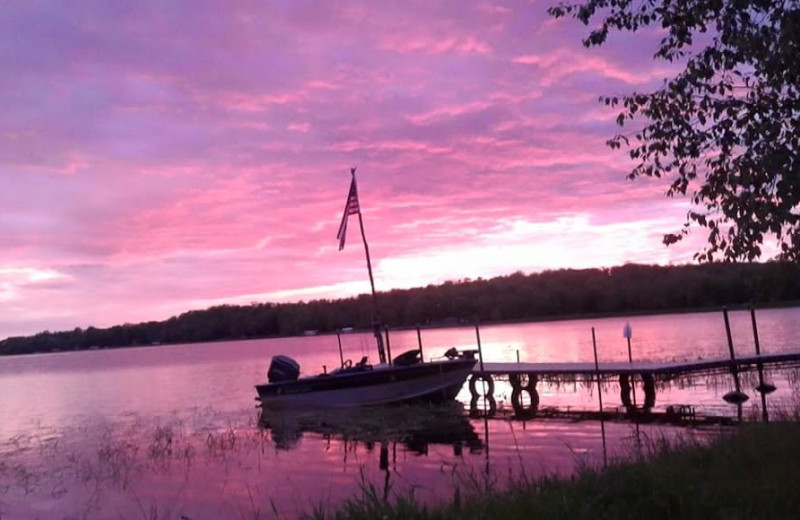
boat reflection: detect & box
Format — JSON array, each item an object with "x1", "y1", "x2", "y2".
[{"x1": 258, "y1": 402, "x2": 483, "y2": 456}]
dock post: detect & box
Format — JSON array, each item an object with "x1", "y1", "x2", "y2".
[
  {"x1": 623, "y1": 323, "x2": 637, "y2": 408},
  {"x1": 623, "y1": 323, "x2": 633, "y2": 363},
  {"x1": 416, "y1": 325, "x2": 424, "y2": 361},
  {"x1": 336, "y1": 329, "x2": 344, "y2": 368},
  {"x1": 384, "y1": 326, "x2": 393, "y2": 365},
  {"x1": 750, "y1": 306, "x2": 773, "y2": 422},
  {"x1": 722, "y1": 307, "x2": 748, "y2": 417},
  {"x1": 468, "y1": 320, "x2": 494, "y2": 414},
  {"x1": 592, "y1": 327, "x2": 608, "y2": 468},
  {"x1": 474, "y1": 320, "x2": 485, "y2": 372}
]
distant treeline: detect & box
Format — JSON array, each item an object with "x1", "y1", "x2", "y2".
[{"x1": 2, "y1": 262, "x2": 800, "y2": 356}]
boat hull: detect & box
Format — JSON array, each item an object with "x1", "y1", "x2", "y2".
[{"x1": 256, "y1": 358, "x2": 476, "y2": 408}]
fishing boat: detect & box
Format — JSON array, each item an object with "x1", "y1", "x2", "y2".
[
  {"x1": 255, "y1": 348, "x2": 477, "y2": 408},
  {"x1": 255, "y1": 168, "x2": 477, "y2": 409}
]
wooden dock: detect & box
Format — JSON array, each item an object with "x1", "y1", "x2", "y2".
[
  {"x1": 440, "y1": 307, "x2": 800, "y2": 422},
  {"x1": 464, "y1": 350, "x2": 800, "y2": 420},
  {"x1": 474, "y1": 351, "x2": 800, "y2": 379}
]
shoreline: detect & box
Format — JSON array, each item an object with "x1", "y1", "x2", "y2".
[{"x1": 3, "y1": 301, "x2": 800, "y2": 358}]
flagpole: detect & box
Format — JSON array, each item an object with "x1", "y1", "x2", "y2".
[{"x1": 351, "y1": 167, "x2": 387, "y2": 364}]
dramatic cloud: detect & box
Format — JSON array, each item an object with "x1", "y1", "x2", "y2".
[{"x1": 0, "y1": 0, "x2": 702, "y2": 337}]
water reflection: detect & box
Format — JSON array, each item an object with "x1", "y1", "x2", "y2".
[
  {"x1": 3, "y1": 309, "x2": 800, "y2": 517},
  {"x1": 258, "y1": 402, "x2": 483, "y2": 455},
  {"x1": 0, "y1": 402, "x2": 727, "y2": 519},
  {"x1": 257, "y1": 403, "x2": 488, "y2": 507}
]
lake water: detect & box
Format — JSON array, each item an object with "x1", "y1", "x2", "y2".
[{"x1": 2, "y1": 307, "x2": 800, "y2": 518}]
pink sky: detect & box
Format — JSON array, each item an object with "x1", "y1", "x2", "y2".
[{"x1": 0, "y1": 1, "x2": 711, "y2": 337}]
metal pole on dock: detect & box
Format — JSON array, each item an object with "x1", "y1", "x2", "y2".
[
  {"x1": 722, "y1": 307, "x2": 748, "y2": 417},
  {"x1": 336, "y1": 329, "x2": 344, "y2": 368},
  {"x1": 623, "y1": 323, "x2": 633, "y2": 363},
  {"x1": 750, "y1": 306, "x2": 773, "y2": 422},
  {"x1": 623, "y1": 323, "x2": 637, "y2": 408},
  {"x1": 384, "y1": 326, "x2": 393, "y2": 365},
  {"x1": 416, "y1": 325, "x2": 424, "y2": 361},
  {"x1": 475, "y1": 320, "x2": 485, "y2": 372},
  {"x1": 592, "y1": 327, "x2": 608, "y2": 468}
]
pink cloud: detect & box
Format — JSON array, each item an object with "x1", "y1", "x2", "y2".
[
  {"x1": 287, "y1": 122, "x2": 311, "y2": 133},
  {"x1": 512, "y1": 49, "x2": 673, "y2": 86},
  {"x1": 476, "y1": 3, "x2": 512, "y2": 15}
]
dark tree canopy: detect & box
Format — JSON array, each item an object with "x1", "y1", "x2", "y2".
[
  {"x1": 549, "y1": 0, "x2": 800, "y2": 262},
  {"x1": 3, "y1": 262, "x2": 800, "y2": 355}
]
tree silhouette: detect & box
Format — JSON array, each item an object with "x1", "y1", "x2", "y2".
[
  {"x1": 549, "y1": 0, "x2": 800, "y2": 261},
  {"x1": 2, "y1": 262, "x2": 800, "y2": 355}
]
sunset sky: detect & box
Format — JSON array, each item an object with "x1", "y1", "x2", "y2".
[{"x1": 1, "y1": 1, "x2": 713, "y2": 338}]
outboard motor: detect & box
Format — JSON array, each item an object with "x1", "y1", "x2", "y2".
[{"x1": 267, "y1": 355, "x2": 300, "y2": 383}]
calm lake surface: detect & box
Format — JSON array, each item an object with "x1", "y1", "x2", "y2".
[{"x1": 2, "y1": 307, "x2": 800, "y2": 518}]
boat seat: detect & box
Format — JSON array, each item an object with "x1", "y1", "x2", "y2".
[{"x1": 393, "y1": 349, "x2": 422, "y2": 366}]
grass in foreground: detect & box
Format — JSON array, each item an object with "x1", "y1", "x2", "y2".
[{"x1": 308, "y1": 422, "x2": 800, "y2": 520}]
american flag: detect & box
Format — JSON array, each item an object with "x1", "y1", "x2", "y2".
[{"x1": 336, "y1": 172, "x2": 360, "y2": 250}]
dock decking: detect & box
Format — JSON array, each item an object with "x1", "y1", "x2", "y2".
[{"x1": 475, "y1": 351, "x2": 800, "y2": 378}]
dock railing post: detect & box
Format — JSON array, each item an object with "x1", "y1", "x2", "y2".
[
  {"x1": 722, "y1": 306, "x2": 748, "y2": 419},
  {"x1": 750, "y1": 305, "x2": 771, "y2": 423},
  {"x1": 384, "y1": 325, "x2": 393, "y2": 365},
  {"x1": 723, "y1": 307, "x2": 740, "y2": 391},
  {"x1": 623, "y1": 322, "x2": 637, "y2": 408},
  {"x1": 592, "y1": 327, "x2": 608, "y2": 468},
  {"x1": 416, "y1": 325, "x2": 424, "y2": 361},
  {"x1": 336, "y1": 329, "x2": 344, "y2": 368},
  {"x1": 475, "y1": 320, "x2": 485, "y2": 372},
  {"x1": 623, "y1": 323, "x2": 633, "y2": 363}
]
